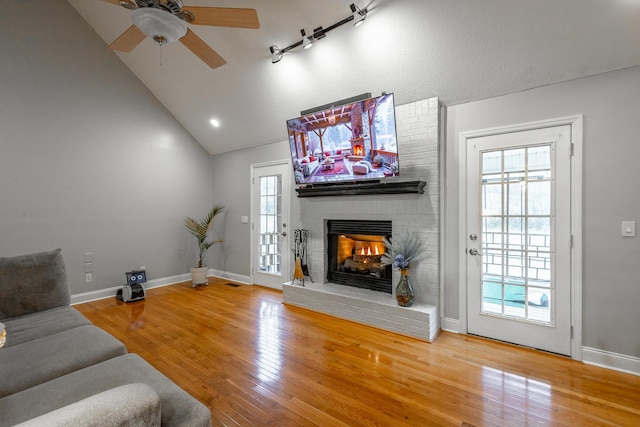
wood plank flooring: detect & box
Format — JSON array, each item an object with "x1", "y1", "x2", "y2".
[{"x1": 76, "y1": 278, "x2": 640, "y2": 426}]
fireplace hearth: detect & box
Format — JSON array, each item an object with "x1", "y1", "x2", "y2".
[{"x1": 326, "y1": 220, "x2": 392, "y2": 293}]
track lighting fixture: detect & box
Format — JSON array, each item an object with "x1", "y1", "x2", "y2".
[{"x1": 268, "y1": 3, "x2": 368, "y2": 63}]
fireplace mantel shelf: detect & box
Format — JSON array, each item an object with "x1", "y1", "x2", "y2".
[{"x1": 295, "y1": 180, "x2": 426, "y2": 198}]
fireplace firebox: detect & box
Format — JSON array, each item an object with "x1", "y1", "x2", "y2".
[{"x1": 326, "y1": 220, "x2": 392, "y2": 293}]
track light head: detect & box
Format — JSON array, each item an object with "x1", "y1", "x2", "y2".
[
  {"x1": 301, "y1": 29, "x2": 314, "y2": 49},
  {"x1": 269, "y1": 45, "x2": 283, "y2": 63},
  {"x1": 350, "y1": 3, "x2": 367, "y2": 26}
]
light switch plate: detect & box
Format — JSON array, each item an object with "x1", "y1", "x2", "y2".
[
  {"x1": 621, "y1": 221, "x2": 636, "y2": 237},
  {"x1": 241, "y1": 215, "x2": 249, "y2": 224}
]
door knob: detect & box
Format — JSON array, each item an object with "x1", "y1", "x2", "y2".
[
  {"x1": 469, "y1": 248, "x2": 480, "y2": 255},
  {"x1": 281, "y1": 231, "x2": 287, "y2": 237}
]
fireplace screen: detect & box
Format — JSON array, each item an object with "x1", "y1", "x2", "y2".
[{"x1": 327, "y1": 220, "x2": 392, "y2": 293}]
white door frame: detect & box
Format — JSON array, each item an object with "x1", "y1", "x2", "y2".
[
  {"x1": 249, "y1": 159, "x2": 292, "y2": 289},
  {"x1": 458, "y1": 115, "x2": 583, "y2": 360}
]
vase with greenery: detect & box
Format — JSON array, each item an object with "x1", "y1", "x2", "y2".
[
  {"x1": 381, "y1": 231, "x2": 423, "y2": 307},
  {"x1": 184, "y1": 205, "x2": 225, "y2": 287}
]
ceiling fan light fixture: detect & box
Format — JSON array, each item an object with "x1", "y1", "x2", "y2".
[
  {"x1": 119, "y1": 0, "x2": 137, "y2": 10},
  {"x1": 131, "y1": 7, "x2": 187, "y2": 45}
]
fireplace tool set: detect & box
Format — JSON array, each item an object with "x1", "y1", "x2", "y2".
[{"x1": 292, "y1": 229, "x2": 312, "y2": 286}]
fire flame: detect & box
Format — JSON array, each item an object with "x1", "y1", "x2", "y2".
[{"x1": 360, "y1": 246, "x2": 381, "y2": 256}]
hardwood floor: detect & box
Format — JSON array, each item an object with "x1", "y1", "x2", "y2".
[{"x1": 76, "y1": 278, "x2": 640, "y2": 426}]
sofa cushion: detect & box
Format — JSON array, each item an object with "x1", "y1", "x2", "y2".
[
  {"x1": 0, "y1": 354, "x2": 212, "y2": 427},
  {"x1": 0, "y1": 249, "x2": 69, "y2": 319},
  {"x1": 1, "y1": 306, "x2": 91, "y2": 348},
  {"x1": 14, "y1": 383, "x2": 161, "y2": 427},
  {"x1": 0, "y1": 325, "x2": 127, "y2": 398}
]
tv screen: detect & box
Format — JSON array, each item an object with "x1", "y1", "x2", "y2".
[{"x1": 287, "y1": 93, "x2": 399, "y2": 185}]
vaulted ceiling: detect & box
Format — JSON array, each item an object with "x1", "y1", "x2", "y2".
[{"x1": 68, "y1": 0, "x2": 640, "y2": 155}]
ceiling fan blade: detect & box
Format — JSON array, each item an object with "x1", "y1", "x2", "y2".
[
  {"x1": 180, "y1": 28, "x2": 227, "y2": 69},
  {"x1": 108, "y1": 25, "x2": 146, "y2": 52},
  {"x1": 185, "y1": 7, "x2": 260, "y2": 29}
]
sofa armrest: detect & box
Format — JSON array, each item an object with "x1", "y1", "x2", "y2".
[{"x1": 14, "y1": 383, "x2": 161, "y2": 427}]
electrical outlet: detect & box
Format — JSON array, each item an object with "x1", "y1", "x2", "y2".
[{"x1": 85, "y1": 273, "x2": 93, "y2": 283}]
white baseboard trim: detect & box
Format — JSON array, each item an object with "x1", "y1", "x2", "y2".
[
  {"x1": 582, "y1": 346, "x2": 640, "y2": 376},
  {"x1": 71, "y1": 273, "x2": 191, "y2": 305},
  {"x1": 437, "y1": 320, "x2": 639, "y2": 376},
  {"x1": 71, "y1": 270, "x2": 250, "y2": 305},
  {"x1": 208, "y1": 269, "x2": 251, "y2": 285},
  {"x1": 70, "y1": 286, "x2": 122, "y2": 305},
  {"x1": 441, "y1": 317, "x2": 461, "y2": 333}
]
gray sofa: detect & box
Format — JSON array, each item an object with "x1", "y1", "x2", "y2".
[{"x1": 0, "y1": 249, "x2": 211, "y2": 427}]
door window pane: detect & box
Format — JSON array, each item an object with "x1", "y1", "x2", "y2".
[
  {"x1": 482, "y1": 184, "x2": 502, "y2": 216},
  {"x1": 503, "y1": 148, "x2": 525, "y2": 173},
  {"x1": 528, "y1": 181, "x2": 551, "y2": 215}
]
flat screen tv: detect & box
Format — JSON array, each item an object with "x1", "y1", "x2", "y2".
[{"x1": 287, "y1": 93, "x2": 399, "y2": 185}]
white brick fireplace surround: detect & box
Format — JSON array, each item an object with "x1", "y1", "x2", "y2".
[{"x1": 284, "y1": 97, "x2": 440, "y2": 342}]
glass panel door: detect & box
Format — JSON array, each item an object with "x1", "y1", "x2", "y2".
[
  {"x1": 251, "y1": 162, "x2": 290, "y2": 290},
  {"x1": 466, "y1": 125, "x2": 572, "y2": 356}
]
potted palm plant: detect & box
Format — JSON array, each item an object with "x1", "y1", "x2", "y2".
[{"x1": 184, "y1": 205, "x2": 225, "y2": 287}]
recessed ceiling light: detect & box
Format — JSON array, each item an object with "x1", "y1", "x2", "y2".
[{"x1": 210, "y1": 119, "x2": 220, "y2": 127}]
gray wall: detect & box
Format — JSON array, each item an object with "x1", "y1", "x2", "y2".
[
  {"x1": 445, "y1": 66, "x2": 640, "y2": 358},
  {"x1": 0, "y1": 0, "x2": 212, "y2": 294},
  {"x1": 210, "y1": 141, "x2": 290, "y2": 276}
]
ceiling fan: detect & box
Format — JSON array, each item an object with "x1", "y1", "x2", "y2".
[{"x1": 100, "y1": 0, "x2": 260, "y2": 68}]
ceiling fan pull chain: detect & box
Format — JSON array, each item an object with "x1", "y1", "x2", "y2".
[{"x1": 159, "y1": 43, "x2": 163, "y2": 67}]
